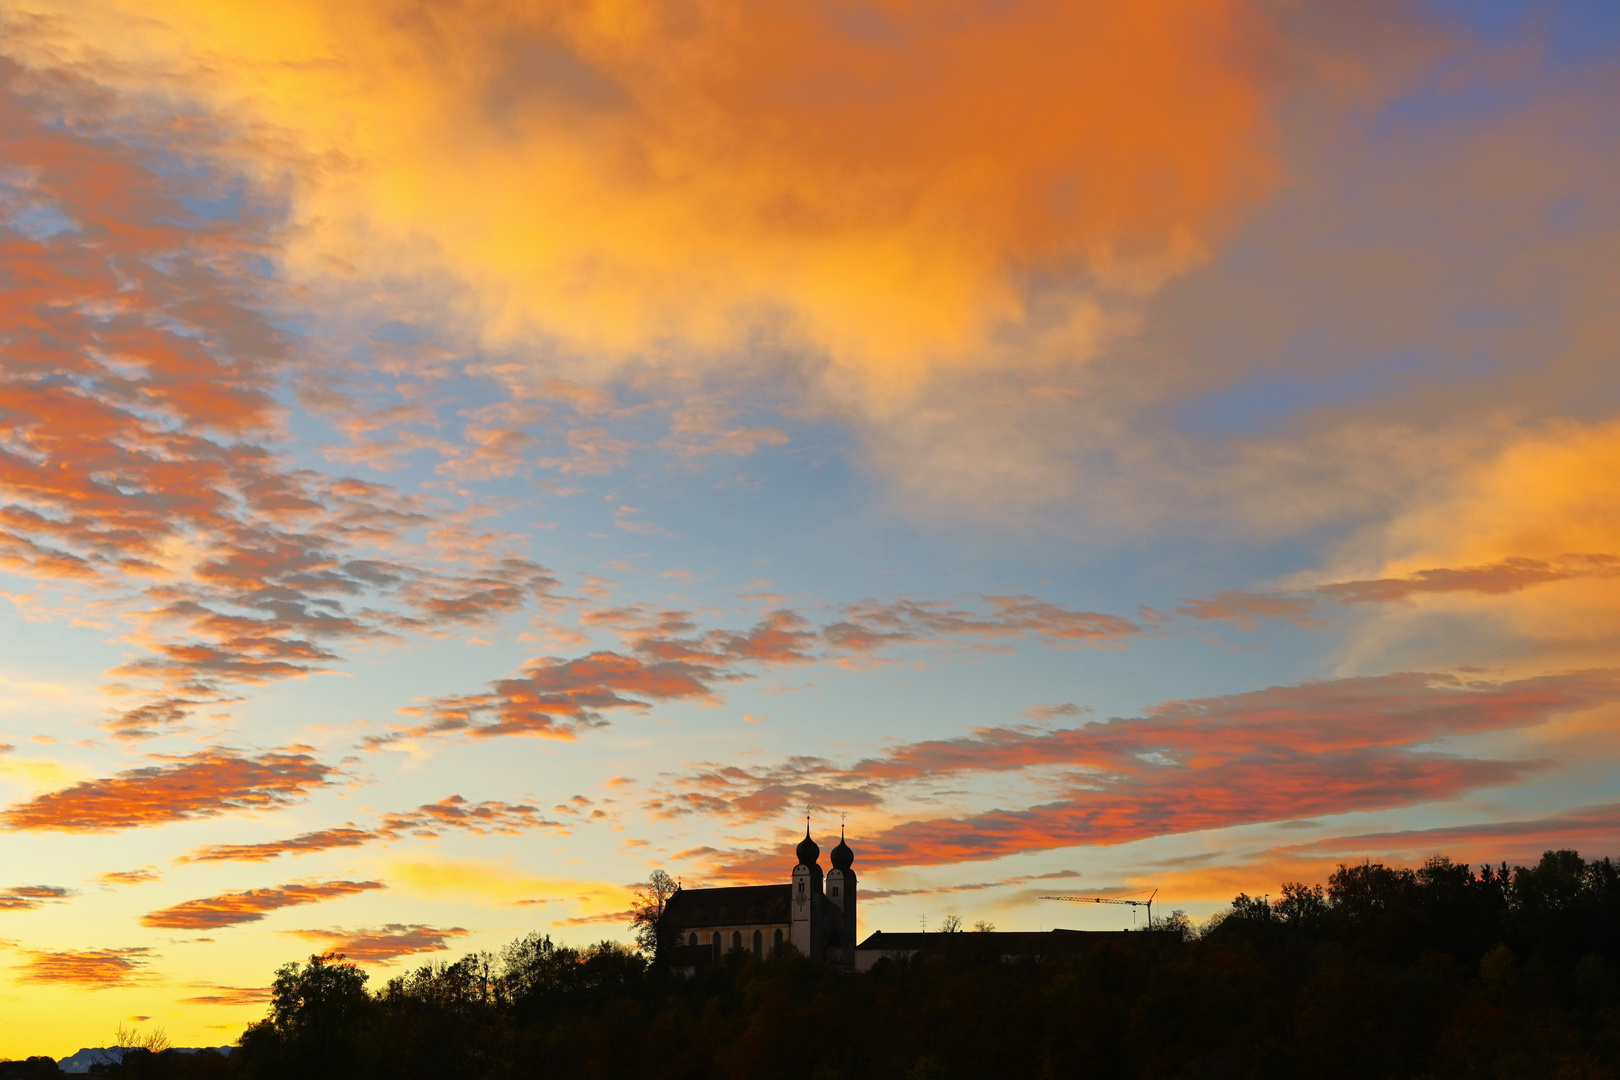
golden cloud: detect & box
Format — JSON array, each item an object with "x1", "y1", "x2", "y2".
[
  {"x1": 6, "y1": 0, "x2": 1296, "y2": 402},
  {"x1": 1322, "y1": 417, "x2": 1620, "y2": 671},
  {"x1": 0, "y1": 752, "x2": 79, "y2": 794},
  {"x1": 388, "y1": 859, "x2": 631, "y2": 915}
]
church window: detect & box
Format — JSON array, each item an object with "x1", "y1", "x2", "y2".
[
  {"x1": 773, "y1": 929, "x2": 783, "y2": 953},
  {"x1": 712, "y1": 931, "x2": 722, "y2": 949},
  {"x1": 688, "y1": 933, "x2": 697, "y2": 947},
  {"x1": 753, "y1": 930, "x2": 762, "y2": 956},
  {"x1": 732, "y1": 930, "x2": 742, "y2": 951}
]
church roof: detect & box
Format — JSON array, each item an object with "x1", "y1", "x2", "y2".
[{"x1": 662, "y1": 884, "x2": 790, "y2": 928}]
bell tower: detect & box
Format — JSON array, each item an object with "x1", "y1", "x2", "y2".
[
  {"x1": 789, "y1": 819, "x2": 822, "y2": 957},
  {"x1": 825, "y1": 824, "x2": 857, "y2": 965}
]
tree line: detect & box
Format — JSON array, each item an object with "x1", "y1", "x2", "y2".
[{"x1": 5, "y1": 848, "x2": 1620, "y2": 1079}]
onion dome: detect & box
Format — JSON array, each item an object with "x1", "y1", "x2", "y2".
[
  {"x1": 830, "y1": 826, "x2": 853, "y2": 871},
  {"x1": 796, "y1": 823, "x2": 820, "y2": 866}
]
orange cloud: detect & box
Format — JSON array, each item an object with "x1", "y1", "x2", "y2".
[
  {"x1": 284, "y1": 924, "x2": 468, "y2": 963},
  {"x1": 1176, "y1": 590, "x2": 1319, "y2": 630},
  {"x1": 140, "y1": 880, "x2": 384, "y2": 930},
  {"x1": 177, "y1": 985, "x2": 270, "y2": 1007},
  {"x1": 1114, "y1": 852, "x2": 1349, "y2": 907},
  {"x1": 0, "y1": 62, "x2": 564, "y2": 739},
  {"x1": 1129, "y1": 803, "x2": 1620, "y2": 906},
  {"x1": 179, "y1": 793, "x2": 568, "y2": 863},
  {"x1": 635, "y1": 610, "x2": 822, "y2": 667},
  {"x1": 380, "y1": 795, "x2": 562, "y2": 837},
  {"x1": 1320, "y1": 554, "x2": 1620, "y2": 604},
  {"x1": 0, "y1": 64, "x2": 281, "y2": 575},
  {"x1": 555, "y1": 910, "x2": 634, "y2": 928},
  {"x1": 101, "y1": 551, "x2": 559, "y2": 737},
  {"x1": 479, "y1": 597, "x2": 1139, "y2": 738},
  {"x1": 1, "y1": 749, "x2": 332, "y2": 831},
  {"x1": 863, "y1": 869, "x2": 1081, "y2": 901},
  {"x1": 388, "y1": 651, "x2": 718, "y2": 743},
  {"x1": 45, "y1": 535, "x2": 1142, "y2": 750},
  {"x1": 12, "y1": 947, "x2": 151, "y2": 987},
  {"x1": 180, "y1": 827, "x2": 380, "y2": 864},
  {"x1": 1280, "y1": 801, "x2": 1620, "y2": 867},
  {"x1": 0, "y1": 884, "x2": 74, "y2": 910},
  {"x1": 95, "y1": 868, "x2": 163, "y2": 887}
]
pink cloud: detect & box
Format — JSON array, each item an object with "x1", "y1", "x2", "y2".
[
  {"x1": 826, "y1": 595, "x2": 1138, "y2": 654},
  {"x1": 657, "y1": 668, "x2": 1620, "y2": 876}
]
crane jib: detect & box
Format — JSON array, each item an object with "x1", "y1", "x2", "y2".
[{"x1": 1038, "y1": 889, "x2": 1158, "y2": 928}]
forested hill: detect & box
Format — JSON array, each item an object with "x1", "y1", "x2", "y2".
[{"x1": 7, "y1": 849, "x2": 1620, "y2": 1080}]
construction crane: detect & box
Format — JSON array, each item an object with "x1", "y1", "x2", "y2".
[{"x1": 1040, "y1": 888, "x2": 1158, "y2": 928}]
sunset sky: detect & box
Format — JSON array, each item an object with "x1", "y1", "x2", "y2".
[{"x1": 3, "y1": 0, "x2": 1620, "y2": 1059}]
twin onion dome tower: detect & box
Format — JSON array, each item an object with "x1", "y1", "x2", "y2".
[
  {"x1": 661, "y1": 822, "x2": 859, "y2": 969},
  {"x1": 657, "y1": 822, "x2": 1171, "y2": 976}
]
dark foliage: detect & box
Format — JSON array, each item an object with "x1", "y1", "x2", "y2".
[
  {"x1": 34, "y1": 848, "x2": 1620, "y2": 1079},
  {"x1": 0, "y1": 1050, "x2": 236, "y2": 1080},
  {"x1": 87, "y1": 1050, "x2": 237, "y2": 1080}
]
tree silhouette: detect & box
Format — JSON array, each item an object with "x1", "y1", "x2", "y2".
[
  {"x1": 205, "y1": 847, "x2": 1620, "y2": 1080},
  {"x1": 629, "y1": 868, "x2": 679, "y2": 958},
  {"x1": 239, "y1": 953, "x2": 369, "y2": 1080}
]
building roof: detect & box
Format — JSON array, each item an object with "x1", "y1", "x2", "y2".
[
  {"x1": 856, "y1": 929, "x2": 1178, "y2": 952},
  {"x1": 662, "y1": 884, "x2": 790, "y2": 928}
]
